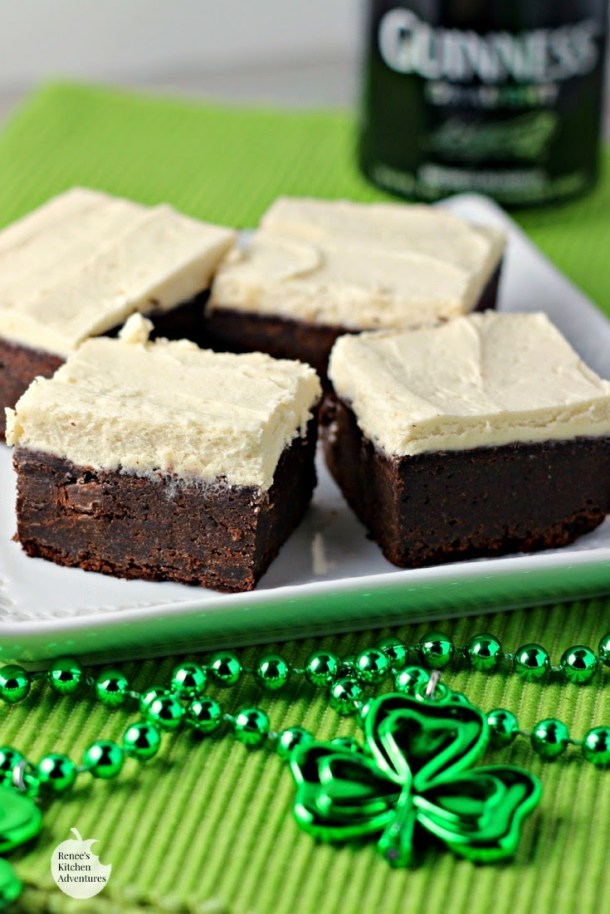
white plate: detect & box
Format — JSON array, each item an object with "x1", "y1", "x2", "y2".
[{"x1": 2, "y1": 193, "x2": 610, "y2": 664}]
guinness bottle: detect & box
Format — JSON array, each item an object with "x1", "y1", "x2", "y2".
[{"x1": 359, "y1": 1, "x2": 609, "y2": 205}]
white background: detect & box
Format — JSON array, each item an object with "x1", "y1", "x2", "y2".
[{"x1": 0, "y1": 0, "x2": 359, "y2": 90}]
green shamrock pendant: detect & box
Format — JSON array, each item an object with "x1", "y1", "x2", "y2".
[{"x1": 289, "y1": 689, "x2": 541, "y2": 866}]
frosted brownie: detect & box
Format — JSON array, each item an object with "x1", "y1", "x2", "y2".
[
  {"x1": 207, "y1": 197, "x2": 505, "y2": 378},
  {"x1": 0, "y1": 188, "x2": 235, "y2": 437},
  {"x1": 7, "y1": 316, "x2": 321, "y2": 592},
  {"x1": 321, "y1": 312, "x2": 610, "y2": 568}
]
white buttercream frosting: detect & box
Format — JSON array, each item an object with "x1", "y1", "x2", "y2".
[
  {"x1": 210, "y1": 197, "x2": 505, "y2": 329},
  {"x1": 0, "y1": 188, "x2": 235, "y2": 356},
  {"x1": 6, "y1": 315, "x2": 321, "y2": 489},
  {"x1": 328, "y1": 312, "x2": 610, "y2": 456}
]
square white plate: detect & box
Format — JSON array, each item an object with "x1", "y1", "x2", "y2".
[{"x1": 2, "y1": 193, "x2": 610, "y2": 664}]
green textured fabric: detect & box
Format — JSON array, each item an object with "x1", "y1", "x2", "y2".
[{"x1": 0, "y1": 82, "x2": 608, "y2": 914}]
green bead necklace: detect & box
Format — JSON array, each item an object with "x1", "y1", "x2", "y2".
[{"x1": 0, "y1": 629, "x2": 607, "y2": 907}]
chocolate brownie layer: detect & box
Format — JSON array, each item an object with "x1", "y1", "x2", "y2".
[
  {"x1": 321, "y1": 396, "x2": 610, "y2": 568},
  {"x1": 146, "y1": 292, "x2": 209, "y2": 345},
  {"x1": 13, "y1": 420, "x2": 317, "y2": 593},
  {"x1": 205, "y1": 309, "x2": 345, "y2": 381},
  {"x1": 205, "y1": 263, "x2": 501, "y2": 382}
]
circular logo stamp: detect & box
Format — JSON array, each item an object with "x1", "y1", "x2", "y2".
[{"x1": 51, "y1": 828, "x2": 112, "y2": 899}]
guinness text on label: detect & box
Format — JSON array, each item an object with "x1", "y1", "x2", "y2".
[{"x1": 379, "y1": 10, "x2": 600, "y2": 84}]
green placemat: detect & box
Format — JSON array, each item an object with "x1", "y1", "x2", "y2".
[{"x1": 0, "y1": 82, "x2": 608, "y2": 914}]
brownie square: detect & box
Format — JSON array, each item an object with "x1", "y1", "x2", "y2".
[
  {"x1": 323, "y1": 312, "x2": 610, "y2": 568},
  {"x1": 7, "y1": 317, "x2": 321, "y2": 592},
  {"x1": 322, "y1": 396, "x2": 610, "y2": 567},
  {"x1": 0, "y1": 188, "x2": 235, "y2": 438},
  {"x1": 207, "y1": 197, "x2": 505, "y2": 379}
]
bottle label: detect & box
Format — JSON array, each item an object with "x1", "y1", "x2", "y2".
[{"x1": 359, "y1": 3, "x2": 608, "y2": 205}]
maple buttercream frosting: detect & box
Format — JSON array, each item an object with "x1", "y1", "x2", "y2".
[
  {"x1": 6, "y1": 315, "x2": 321, "y2": 489},
  {"x1": 0, "y1": 188, "x2": 235, "y2": 356},
  {"x1": 328, "y1": 311, "x2": 610, "y2": 456},
  {"x1": 210, "y1": 197, "x2": 505, "y2": 329}
]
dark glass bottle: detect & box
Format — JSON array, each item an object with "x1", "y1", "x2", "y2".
[{"x1": 359, "y1": 1, "x2": 609, "y2": 206}]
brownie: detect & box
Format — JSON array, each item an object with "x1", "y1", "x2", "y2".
[
  {"x1": 208, "y1": 197, "x2": 505, "y2": 378},
  {"x1": 14, "y1": 421, "x2": 317, "y2": 593},
  {"x1": 7, "y1": 317, "x2": 321, "y2": 592},
  {"x1": 324, "y1": 312, "x2": 610, "y2": 568},
  {"x1": 321, "y1": 395, "x2": 610, "y2": 568}
]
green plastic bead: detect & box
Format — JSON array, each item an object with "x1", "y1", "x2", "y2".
[
  {"x1": 582, "y1": 727, "x2": 610, "y2": 767},
  {"x1": 0, "y1": 665, "x2": 30, "y2": 704},
  {"x1": 170, "y1": 662, "x2": 207, "y2": 697},
  {"x1": 122, "y1": 722, "x2": 161, "y2": 760},
  {"x1": 276, "y1": 727, "x2": 313, "y2": 760},
  {"x1": 418, "y1": 632, "x2": 454, "y2": 670},
  {"x1": 394, "y1": 666, "x2": 430, "y2": 695},
  {"x1": 338, "y1": 655, "x2": 356, "y2": 678},
  {"x1": 37, "y1": 754, "x2": 77, "y2": 794},
  {"x1": 487, "y1": 709, "x2": 520, "y2": 748},
  {"x1": 145, "y1": 694, "x2": 184, "y2": 731},
  {"x1": 47, "y1": 657, "x2": 84, "y2": 695},
  {"x1": 233, "y1": 708, "x2": 269, "y2": 747},
  {"x1": 139, "y1": 685, "x2": 165, "y2": 714},
  {"x1": 597, "y1": 632, "x2": 610, "y2": 667},
  {"x1": 531, "y1": 719, "x2": 570, "y2": 759},
  {"x1": 514, "y1": 643, "x2": 550, "y2": 681},
  {"x1": 94, "y1": 668, "x2": 129, "y2": 707},
  {"x1": 185, "y1": 697, "x2": 223, "y2": 733},
  {"x1": 560, "y1": 645, "x2": 598, "y2": 684},
  {"x1": 355, "y1": 649, "x2": 390, "y2": 684},
  {"x1": 255, "y1": 654, "x2": 290, "y2": 691},
  {"x1": 304, "y1": 651, "x2": 339, "y2": 687},
  {"x1": 329, "y1": 678, "x2": 364, "y2": 716},
  {"x1": 83, "y1": 741, "x2": 124, "y2": 779},
  {"x1": 378, "y1": 637, "x2": 408, "y2": 670},
  {"x1": 0, "y1": 748, "x2": 23, "y2": 786},
  {"x1": 209, "y1": 651, "x2": 242, "y2": 687},
  {"x1": 466, "y1": 634, "x2": 502, "y2": 672}
]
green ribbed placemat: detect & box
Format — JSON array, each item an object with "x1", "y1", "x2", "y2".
[{"x1": 0, "y1": 83, "x2": 609, "y2": 914}]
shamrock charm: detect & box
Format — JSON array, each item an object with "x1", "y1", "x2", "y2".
[{"x1": 289, "y1": 690, "x2": 541, "y2": 866}]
